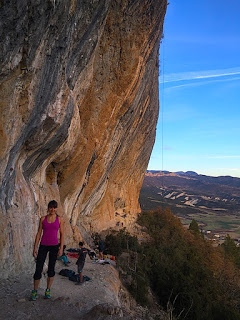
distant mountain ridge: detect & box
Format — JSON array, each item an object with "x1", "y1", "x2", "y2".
[
  {"x1": 147, "y1": 170, "x2": 199, "y2": 176},
  {"x1": 146, "y1": 170, "x2": 240, "y2": 190}
]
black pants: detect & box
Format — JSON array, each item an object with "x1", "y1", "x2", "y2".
[{"x1": 34, "y1": 245, "x2": 59, "y2": 280}]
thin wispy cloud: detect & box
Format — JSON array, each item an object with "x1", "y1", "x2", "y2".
[
  {"x1": 190, "y1": 155, "x2": 240, "y2": 160},
  {"x1": 207, "y1": 155, "x2": 240, "y2": 159},
  {"x1": 159, "y1": 67, "x2": 240, "y2": 84},
  {"x1": 161, "y1": 154, "x2": 240, "y2": 161},
  {"x1": 163, "y1": 146, "x2": 173, "y2": 151},
  {"x1": 166, "y1": 35, "x2": 240, "y2": 46},
  {"x1": 164, "y1": 76, "x2": 240, "y2": 91},
  {"x1": 208, "y1": 168, "x2": 240, "y2": 174}
]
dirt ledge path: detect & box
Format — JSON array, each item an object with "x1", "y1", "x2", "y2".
[
  {"x1": 0, "y1": 254, "x2": 168, "y2": 320},
  {"x1": 0, "y1": 256, "x2": 145, "y2": 320}
]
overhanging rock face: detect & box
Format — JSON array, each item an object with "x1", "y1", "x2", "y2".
[{"x1": 0, "y1": 0, "x2": 167, "y2": 277}]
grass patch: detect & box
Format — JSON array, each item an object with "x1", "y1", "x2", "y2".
[{"x1": 181, "y1": 213, "x2": 240, "y2": 236}]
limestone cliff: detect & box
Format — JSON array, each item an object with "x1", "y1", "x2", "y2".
[{"x1": 0, "y1": 0, "x2": 167, "y2": 277}]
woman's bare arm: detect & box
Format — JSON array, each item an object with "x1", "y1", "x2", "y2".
[
  {"x1": 58, "y1": 217, "x2": 64, "y2": 257},
  {"x1": 33, "y1": 217, "x2": 44, "y2": 258}
]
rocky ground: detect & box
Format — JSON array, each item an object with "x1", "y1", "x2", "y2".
[{"x1": 0, "y1": 255, "x2": 166, "y2": 320}]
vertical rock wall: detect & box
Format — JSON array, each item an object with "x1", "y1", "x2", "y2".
[{"x1": 0, "y1": 0, "x2": 167, "y2": 277}]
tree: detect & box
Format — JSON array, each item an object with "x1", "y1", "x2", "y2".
[
  {"x1": 222, "y1": 234, "x2": 240, "y2": 269},
  {"x1": 188, "y1": 219, "x2": 200, "y2": 234}
]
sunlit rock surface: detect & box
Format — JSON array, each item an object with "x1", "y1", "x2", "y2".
[{"x1": 0, "y1": 0, "x2": 167, "y2": 277}]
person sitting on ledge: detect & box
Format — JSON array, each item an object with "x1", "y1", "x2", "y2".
[
  {"x1": 96, "y1": 238, "x2": 104, "y2": 260},
  {"x1": 57, "y1": 245, "x2": 70, "y2": 266}
]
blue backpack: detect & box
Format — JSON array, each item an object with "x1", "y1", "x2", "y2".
[{"x1": 59, "y1": 269, "x2": 75, "y2": 277}]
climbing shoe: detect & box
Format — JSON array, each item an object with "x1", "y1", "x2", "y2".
[
  {"x1": 30, "y1": 290, "x2": 38, "y2": 301},
  {"x1": 45, "y1": 288, "x2": 51, "y2": 299}
]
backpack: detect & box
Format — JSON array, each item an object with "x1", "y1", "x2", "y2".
[
  {"x1": 68, "y1": 273, "x2": 80, "y2": 282},
  {"x1": 68, "y1": 274, "x2": 91, "y2": 282},
  {"x1": 83, "y1": 275, "x2": 91, "y2": 282},
  {"x1": 59, "y1": 269, "x2": 75, "y2": 277}
]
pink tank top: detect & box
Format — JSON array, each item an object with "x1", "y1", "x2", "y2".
[{"x1": 40, "y1": 215, "x2": 60, "y2": 246}]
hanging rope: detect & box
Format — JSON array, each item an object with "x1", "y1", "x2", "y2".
[{"x1": 159, "y1": 33, "x2": 165, "y2": 213}]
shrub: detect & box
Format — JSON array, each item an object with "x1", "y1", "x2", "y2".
[
  {"x1": 105, "y1": 209, "x2": 240, "y2": 319},
  {"x1": 104, "y1": 228, "x2": 138, "y2": 257}
]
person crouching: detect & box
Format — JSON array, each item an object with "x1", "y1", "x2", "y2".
[{"x1": 75, "y1": 241, "x2": 88, "y2": 285}]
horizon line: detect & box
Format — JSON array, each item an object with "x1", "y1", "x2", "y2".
[{"x1": 146, "y1": 169, "x2": 240, "y2": 179}]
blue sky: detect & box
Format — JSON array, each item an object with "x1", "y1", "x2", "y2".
[{"x1": 148, "y1": 0, "x2": 240, "y2": 178}]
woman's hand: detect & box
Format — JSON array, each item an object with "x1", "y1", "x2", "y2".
[
  {"x1": 33, "y1": 248, "x2": 38, "y2": 258},
  {"x1": 58, "y1": 247, "x2": 63, "y2": 257}
]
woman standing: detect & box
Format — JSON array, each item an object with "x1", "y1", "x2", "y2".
[{"x1": 31, "y1": 200, "x2": 64, "y2": 300}]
